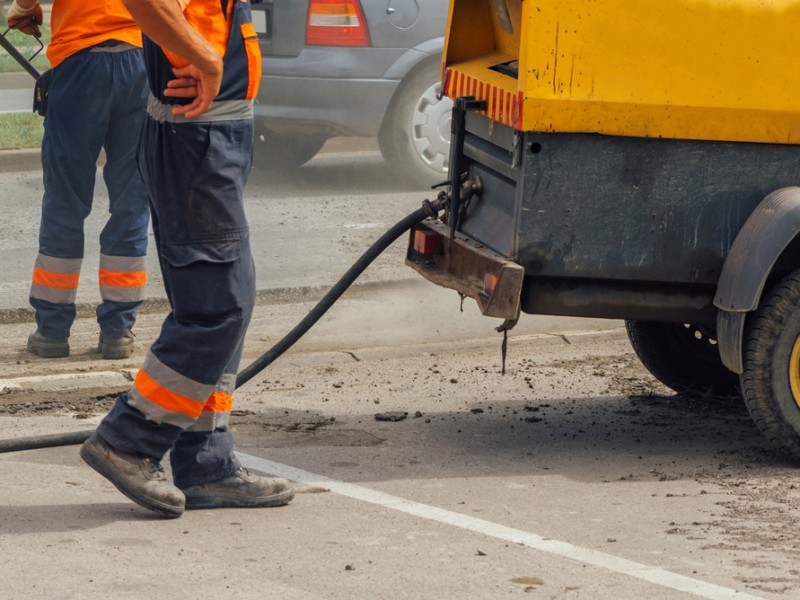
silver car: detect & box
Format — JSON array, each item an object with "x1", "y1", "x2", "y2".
[{"x1": 251, "y1": 0, "x2": 452, "y2": 182}]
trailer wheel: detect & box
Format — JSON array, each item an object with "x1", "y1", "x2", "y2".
[
  {"x1": 625, "y1": 320, "x2": 740, "y2": 396},
  {"x1": 740, "y1": 271, "x2": 800, "y2": 460}
]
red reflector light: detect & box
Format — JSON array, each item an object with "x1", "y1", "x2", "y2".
[
  {"x1": 306, "y1": 0, "x2": 370, "y2": 47},
  {"x1": 483, "y1": 273, "x2": 499, "y2": 296},
  {"x1": 414, "y1": 230, "x2": 442, "y2": 255}
]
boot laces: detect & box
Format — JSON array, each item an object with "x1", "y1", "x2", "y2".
[
  {"x1": 236, "y1": 467, "x2": 255, "y2": 481},
  {"x1": 143, "y1": 457, "x2": 166, "y2": 476}
]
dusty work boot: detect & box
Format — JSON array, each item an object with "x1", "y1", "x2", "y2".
[
  {"x1": 27, "y1": 329, "x2": 69, "y2": 358},
  {"x1": 80, "y1": 431, "x2": 185, "y2": 518},
  {"x1": 180, "y1": 467, "x2": 294, "y2": 510},
  {"x1": 99, "y1": 332, "x2": 135, "y2": 360}
]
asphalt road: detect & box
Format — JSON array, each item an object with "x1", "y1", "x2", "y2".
[{"x1": 2, "y1": 146, "x2": 800, "y2": 599}]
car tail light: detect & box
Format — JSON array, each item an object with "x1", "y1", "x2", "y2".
[{"x1": 306, "y1": 0, "x2": 370, "y2": 47}]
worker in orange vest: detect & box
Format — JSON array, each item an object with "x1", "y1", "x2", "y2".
[
  {"x1": 7, "y1": 0, "x2": 150, "y2": 360},
  {"x1": 77, "y1": 0, "x2": 294, "y2": 518}
]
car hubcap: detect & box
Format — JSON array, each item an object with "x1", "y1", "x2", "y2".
[{"x1": 411, "y1": 81, "x2": 453, "y2": 175}]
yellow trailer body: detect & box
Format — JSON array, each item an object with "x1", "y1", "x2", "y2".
[
  {"x1": 407, "y1": 0, "x2": 800, "y2": 460},
  {"x1": 443, "y1": 0, "x2": 800, "y2": 143}
]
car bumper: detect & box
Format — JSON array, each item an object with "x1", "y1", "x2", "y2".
[
  {"x1": 254, "y1": 75, "x2": 399, "y2": 138},
  {"x1": 254, "y1": 45, "x2": 415, "y2": 138}
]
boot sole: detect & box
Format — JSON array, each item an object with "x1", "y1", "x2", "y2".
[
  {"x1": 183, "y1": 488, "x2": 295, "y2": 510},
  {"x1": 101, "y1": 346, "x2": 134, "y2": 360},
  {"x1": 80, "y1": 440, "x2": 184, "y2": 518},
  {"x1": 27, "y1": 343, "x2": 69, "y2": 358}
]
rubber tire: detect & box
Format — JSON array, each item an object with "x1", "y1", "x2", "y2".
[
  {"x1": 378, "y1": 59, "x2": 453, "y2": 186},
  {"x1": 740, "y1": 271, "x2": 800, "y2": 460},
  {"x1": 252, "y1": 127, "x2": 327, "y2": 171},
  {"x1": 625, "y1": 320, "x2": 740, "y2": 396}
]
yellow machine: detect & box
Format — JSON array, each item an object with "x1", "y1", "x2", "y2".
[
  {"x1": 443, "y1": 0, "x2": 800, "y2": 142},
  {"x1": 407, "y1": 0, "x2": 800, "y2": 460}
]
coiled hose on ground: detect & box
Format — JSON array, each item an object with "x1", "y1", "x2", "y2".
[{"x1": 0, "y1": 195, "x2": 446, "y2": 454}]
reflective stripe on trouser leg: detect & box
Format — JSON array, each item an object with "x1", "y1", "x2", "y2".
[
  {"x1": 31, "y1": 254, "x2": 81, "y2": 304},
  {"x1": 30, "y1": 254, "x2": 81, "y2": 338},
  {"x1": 97, "y1": 254, "x2": 147, "y2": 337},
  {"x1": 128, "y1": 350, "x2": 216, "y2": 428},
  {"x1": 97, "y1": 348, "x2": 225, "y2": 459},
  {"x1": 171, "y1": 370, "x2": 241, "y2": 489},
  {"x1": 187, "y1": 372, "x2": 237, "y2": 432},
  {"x1": 99, "y1": 254, "x2": 147, "y2": 302}
]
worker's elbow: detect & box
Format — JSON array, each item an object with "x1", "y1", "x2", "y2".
[{"x1": 121, "y1": 0, "x2": 152, "y2": 25}]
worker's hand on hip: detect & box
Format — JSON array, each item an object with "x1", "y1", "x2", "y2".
[
  {"x1": 7, "y1": 0, "x2": 43, "y2": 38},
  {"x1": 165, "y1": 62, "x2": 222, "y2": 119}
]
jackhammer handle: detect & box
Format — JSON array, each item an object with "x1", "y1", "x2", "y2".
[{"x1": 0, "y1": 30, "x2": 42, "y2": 80}]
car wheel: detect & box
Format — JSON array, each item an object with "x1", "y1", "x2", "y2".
[
  {"x1": 379, "y1": 60, "x2": 453, "y2": 185},
  {"x1": 625, "y1": 320, "x2": 740, "y2": 396},
  {"x1": 741, "y1": 270, "x2": 800, "y2": 459},
  {"x1": 253, "y1": 126, "x2": 327, "y2": 171}
]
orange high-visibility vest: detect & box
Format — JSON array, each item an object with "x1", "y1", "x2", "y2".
[
  {"x1": 47, "y1": 0, "x2": 142, "y2": 68},
  {"x1": 144, "y1": 0, "x2": 261, "y2": 103}
]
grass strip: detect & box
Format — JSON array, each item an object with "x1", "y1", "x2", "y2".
[{"x1": 0, "y1": 112, "x2": 43, "y2": 149}]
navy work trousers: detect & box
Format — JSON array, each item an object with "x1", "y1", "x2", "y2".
[
  {"x1": 98, "y1": 115, "x2": 256, "y2": 488},
  {"x1": 33, "y1": 45, "x2": 150, "y2": 339}
]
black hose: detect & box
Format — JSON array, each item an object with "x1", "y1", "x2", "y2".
[
  {"x1": 0, "y1": 429, "x2": 96, "y2": 453},
  {"x1": 0, "y1": 199, "x2": 444, "y2": 453},
  {"x1": 236, "y1": 201, "x2": 441, "y2": 387}
]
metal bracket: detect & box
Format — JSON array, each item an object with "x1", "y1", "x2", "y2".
[{"x1": 447, "y1": 96, "x2": 487, "y2": 241}]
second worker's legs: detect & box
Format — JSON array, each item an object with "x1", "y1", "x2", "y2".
[
  {"x1": 96, "y1": 45, "x2": 150, "y2": 359},
  {"x1": 29, "y1": 51, "x2": 112, "y2": 357}
]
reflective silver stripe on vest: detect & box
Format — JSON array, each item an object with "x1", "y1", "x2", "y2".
[
  {"x1": 126, "y1": 351, "x2": 217, "y2": 428},
  {"x1": 30, "y1": 254, "x2": 82, "y2": 304},
  {"x1": 99, "y1": 254, "x2": 147, "y2": 303},
  {"x1": 89, "y1": 42, "x2": 138, "y2": 53},
  {"x1": 184, "y1": 373, "x2": 236, "y2": 432},
  {"x1": 147, "y1": 94, "x2": 253, "y2": 123}
]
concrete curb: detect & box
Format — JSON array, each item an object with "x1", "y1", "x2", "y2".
[
  {"x1": 0, "y1": 277, "x2": 421, "y2": 325},
  {"x1": 0, "y1": 148, "x2": 40, "y2": 173}
]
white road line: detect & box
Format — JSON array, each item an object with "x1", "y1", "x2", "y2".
[{"x1": 240, "y1": 453, "x2": 764, "y2": 600}]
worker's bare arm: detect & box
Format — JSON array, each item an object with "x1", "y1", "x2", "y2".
[
  {"x1": 10, "y1": 0, "x2": 37, "y2": 10},
  {"x1": 121, "y1": 0, "x2": 222, "y2": 117}
]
